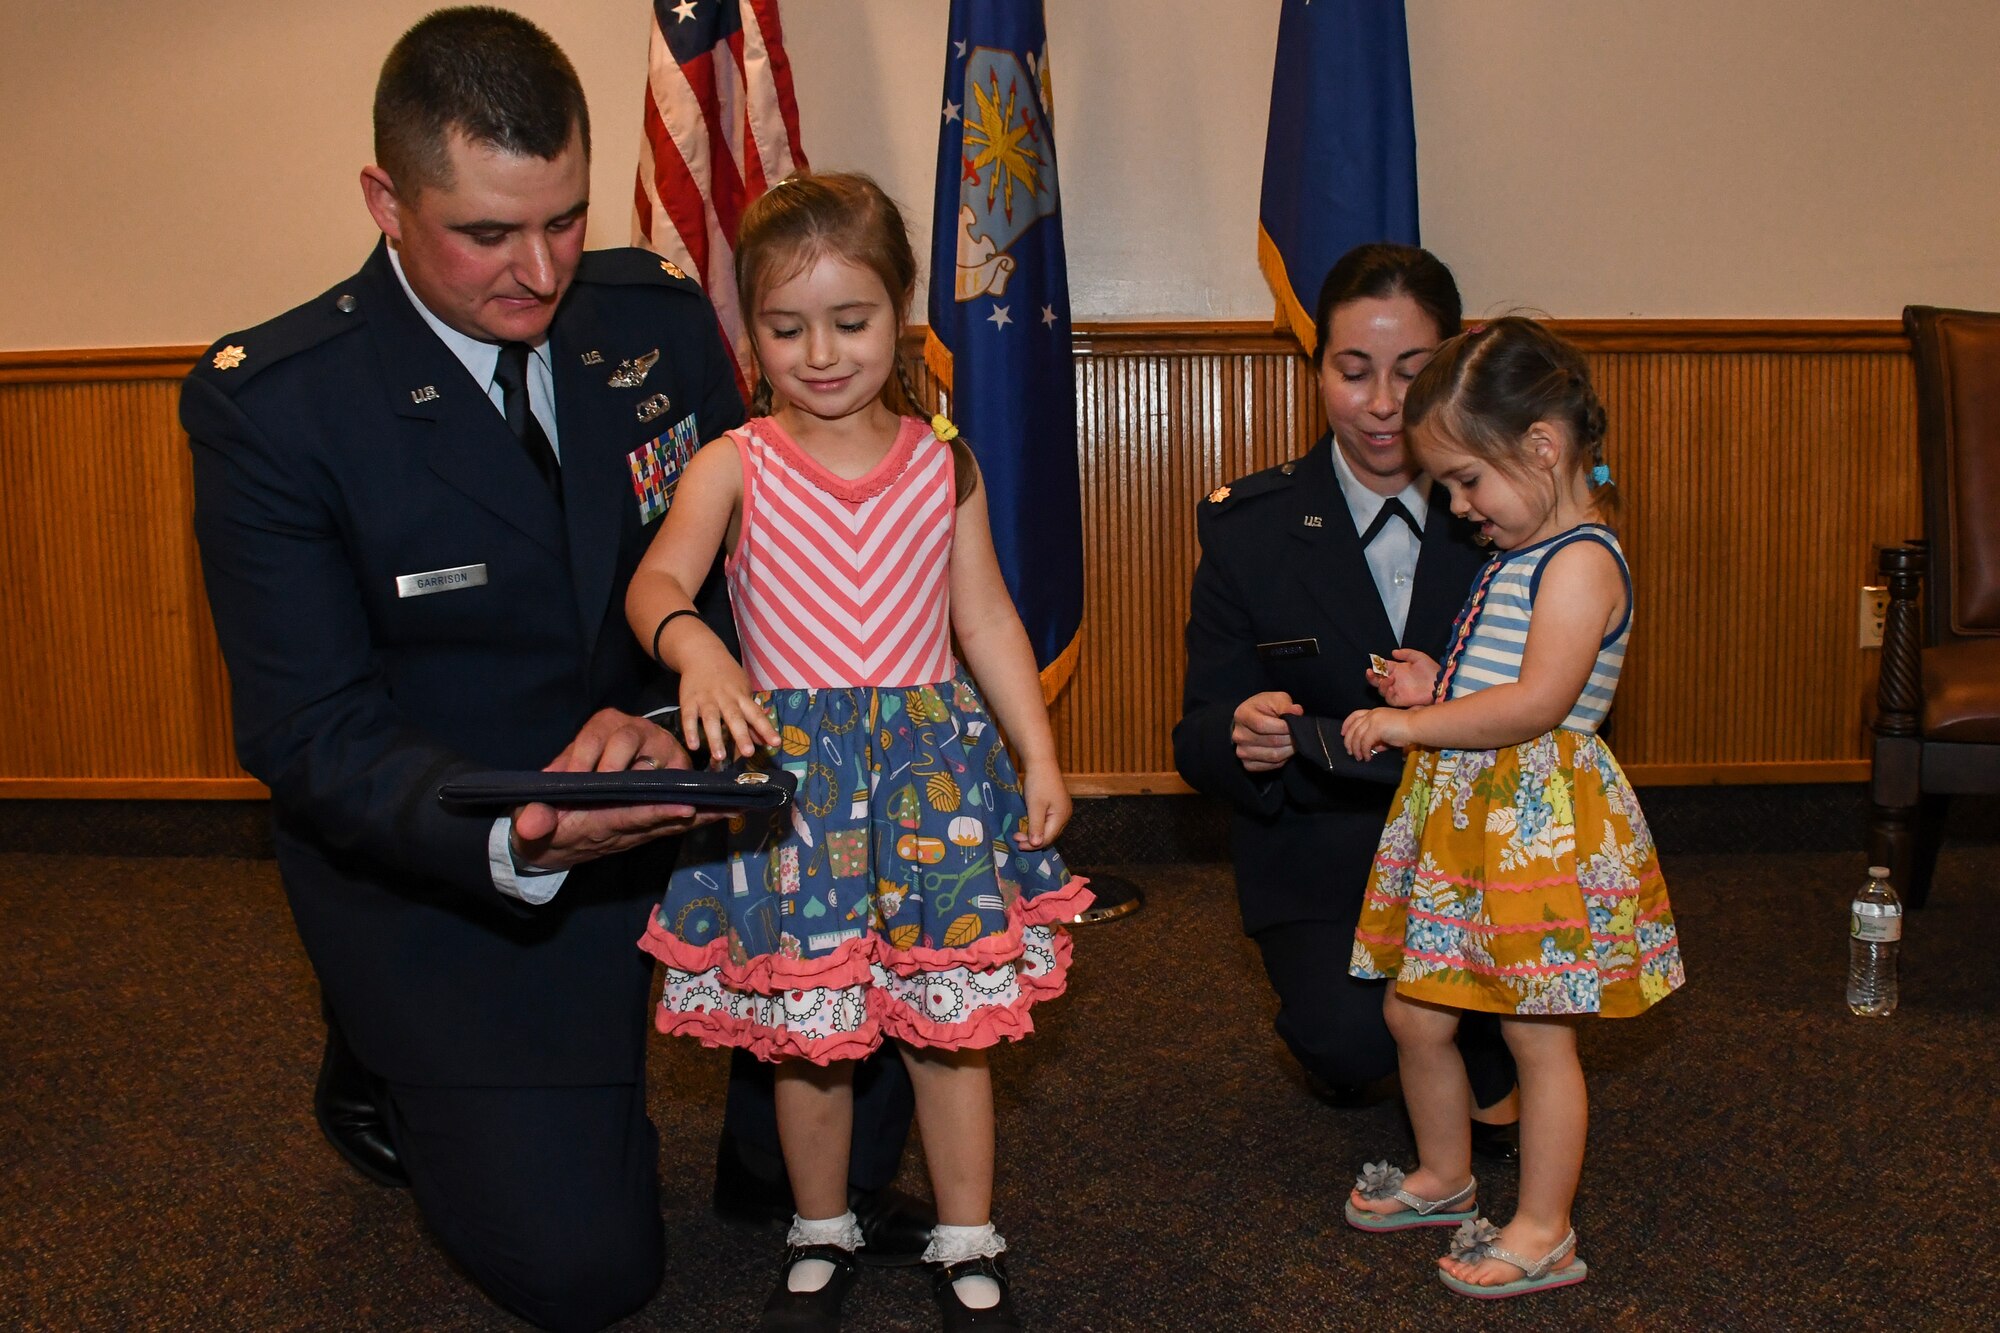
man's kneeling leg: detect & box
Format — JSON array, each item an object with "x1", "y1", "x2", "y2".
[{"x1": 383, "y1": 1081, "x2": 662, "y2": 1333}]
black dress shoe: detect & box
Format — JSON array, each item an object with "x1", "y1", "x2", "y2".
[
  {"x1": 1305, "y1": 1073, "x2": 1396, "y2": 1109},
  {"x1": 851, "y1": 1184, "x2": 935, "y2": 1267},
  {"x1": 756, "y1": 1244, "x2": 859, "y2": 1332},
  {"x1": 1311, "y1": 1079, "x2": 1374, "y2": 1108},
  {"x1": 313, "y1": 1022, "x2": 407, "y2": 1188},
  {"x1": 1470, "y1": 1118, "x2": 1521, "y2": 1163},
  {"x1": 930, "y1": 1254, "x2": 1021, "y2": 1331},
  {"x1": 714, "y1": 1132, "x2": 793, "y2": 1228}
]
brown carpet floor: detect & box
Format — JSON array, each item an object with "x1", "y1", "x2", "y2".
[{"x1": 4, "y1": 845, "x2": 1996, "y2": 1331}]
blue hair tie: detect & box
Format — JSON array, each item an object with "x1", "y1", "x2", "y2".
[{"x1": 1591, "y1": 464, "x2": 1611, "y2": 486}]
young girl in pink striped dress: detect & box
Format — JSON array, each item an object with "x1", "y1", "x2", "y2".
[{"x1": 625, "y1": 173, "x2": 1088, "y2": 1332}]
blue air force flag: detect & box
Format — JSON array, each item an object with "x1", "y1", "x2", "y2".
[
  {"x1": 1258, "y1": 0, "x2": 1421, "y2": 354},
  {"x1": 926, "y1": 0, "x2": 1083, "y2": 700}
]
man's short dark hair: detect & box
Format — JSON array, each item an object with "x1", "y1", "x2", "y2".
[{"x1": 373, "y1": 6, "x2": 591, "y2": 196}]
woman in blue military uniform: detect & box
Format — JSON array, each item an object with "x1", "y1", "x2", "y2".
[{"x1": 1174, "y1": 244, "x2": 1519, "y2": 1155}]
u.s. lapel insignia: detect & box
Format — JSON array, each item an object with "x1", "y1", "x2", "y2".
[
  {"x1": 659, "y1": 258, "x2": 687, "y2": 280},
  {"x1": 636, "y1": 393, "x2": 672, "y2": 423},
  {"x1": 212, "y1": 345, "x2": 247, "y2": 371},
  {"x1": 410, "y1": 385, "x2": 440, "y2": 404},
  {"x1": 1302, "y1": 514, "x2": 1322, "y2": 528},
  {"x1": 608, "y1": 348, "x2": 660, "y2": 389},
  {"x1": 581, "y1": 349, "x2": 604, "y2": 366}
]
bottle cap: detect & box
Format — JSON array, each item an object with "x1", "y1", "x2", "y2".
[{"x1": 1867, "y1": 865, "x2": 1891, "y2": 879}]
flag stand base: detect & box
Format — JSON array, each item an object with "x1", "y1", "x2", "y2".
[{"x1": 1069, "y1": 872, "x2": 1144, "y2": 926}]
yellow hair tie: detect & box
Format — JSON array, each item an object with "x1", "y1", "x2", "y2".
[{"x1": 930, "y1": 413, "x2": 960, "y2": 442}]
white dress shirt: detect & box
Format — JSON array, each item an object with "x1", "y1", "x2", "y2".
[
  {"x1": 387, "y1": 246, "x2": 566, "y2": 904},
  {"x1": 1329, "y1": 441, "x2": 1430, "y2": 642},
  {"x1": 386, "y1": 247, "x2": 561, "y2": 455}
]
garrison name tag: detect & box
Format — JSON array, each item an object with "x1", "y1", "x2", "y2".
[
  {"x1": 1256, "y1": 636, "x2": 1320, "y2": 660},
  {"x1": 627, "y1": 413, "x2": 700, "y2": 524},
  {"x1": 396, "y1": 563, "x2": 489, "y2": 598}
]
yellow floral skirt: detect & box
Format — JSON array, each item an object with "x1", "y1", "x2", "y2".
[{"x1": 1350, "y1": 729, "x2": 1684, "y2": 1017}]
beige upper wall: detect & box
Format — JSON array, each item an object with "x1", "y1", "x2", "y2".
[{"x1": 4, "y1": 0, "x2": 1997, "y2": 349}]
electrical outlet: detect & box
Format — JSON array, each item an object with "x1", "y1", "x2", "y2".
[{"x1": 1859, "y1": 584, "x2": 1888, "y2": 649}]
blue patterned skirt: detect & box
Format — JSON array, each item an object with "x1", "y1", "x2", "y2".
[{"x1": 639, "y1": 669, "x2": 1090, "y2": 1062}]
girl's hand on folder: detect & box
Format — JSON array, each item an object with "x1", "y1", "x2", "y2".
[
  {"x1": 510, "y1": 709, "x2": 721, "y2": 869},
  {"x1": 1340, "y1": 706, "x2": 1413, "y2": 764},
  {"x1": 676, "y1": 643, "x2": 780, "y2": 761}
]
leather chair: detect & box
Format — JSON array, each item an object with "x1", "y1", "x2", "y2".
[{"x1": 1869, "y1": 306, "x2": 2000, "y2": 907}]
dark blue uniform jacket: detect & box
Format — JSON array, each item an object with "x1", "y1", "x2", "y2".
[
  {"x1": 1173, "y1": 434, "x2": 1488, "y2": 935},
  {"x1": 182, "y1": 240, "x2": 743, "y2": 1086}
]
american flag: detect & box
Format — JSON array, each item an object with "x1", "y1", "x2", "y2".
[{"x1": 633, "y1": 0, "x2": 808, "y2": 399}]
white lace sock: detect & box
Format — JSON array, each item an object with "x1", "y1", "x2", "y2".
[
  {"x1": 784, "y1": 1211, "x2": 862, "y2": 1292},
  {"x1": 923, "y1": 1222, "x2": 1007, "y2": 1309}
]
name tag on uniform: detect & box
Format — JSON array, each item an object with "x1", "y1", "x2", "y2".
[
  {"x1": 396, "y1": 563, "x2": 489, "y2": 598},
  {"x1": 1256, "y1": 637, "x2": 1319, "y2": 660}
]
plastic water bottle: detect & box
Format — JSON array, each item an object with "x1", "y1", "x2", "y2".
[{"x1": 1847, "y1": 865, "x2": 1903, "y2": 1017}]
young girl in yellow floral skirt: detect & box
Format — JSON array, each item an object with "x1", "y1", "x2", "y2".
[{"x1": 1339, "y1": 317, "x2": 1684, "y2": 1299}]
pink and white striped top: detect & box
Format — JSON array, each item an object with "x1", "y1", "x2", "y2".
[{"x1": 725, "y1": 416, "x2": 957, "y2": 690}]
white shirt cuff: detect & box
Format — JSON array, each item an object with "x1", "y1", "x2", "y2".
[{"x1": 487, "y1": 816, "x2": 568, "y2": 904}]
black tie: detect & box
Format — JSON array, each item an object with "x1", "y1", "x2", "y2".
[
  {"x1": 494, "y1": 342, "x2": 562, "y2": 503},
  {"x1": 1359, "y1": 496, "x2": 1420, "y2": 546}
]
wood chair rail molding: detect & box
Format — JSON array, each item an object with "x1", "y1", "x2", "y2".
[
  {"x1": 0, "y1": 346, "x2": 209, "y2": 383},
  {"x1": 0, "y1": 318, "x2": 1906, "y2": 377},
  {"x1": 0, "y1": 318, "x2": 1916, "y2": 799}
]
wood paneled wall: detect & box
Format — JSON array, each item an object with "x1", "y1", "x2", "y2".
[
  {"x1": 1041, "y1": 321, "x2": 1919, "y2": 792},
  {"x1": 0, "y1": 349, "x2": 251, "y2": 796},
  {"x1": 0, "y1": 323, "x2": 1916, "y2": 799}
]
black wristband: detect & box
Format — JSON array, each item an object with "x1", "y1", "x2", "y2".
[{"x1": 650, "y1": 608, "x2": 700, "y2": 666}]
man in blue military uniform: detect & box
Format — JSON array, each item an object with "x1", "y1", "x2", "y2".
[{"x1": 183, "y1": 11, "x2": 918, "y2": 1330}]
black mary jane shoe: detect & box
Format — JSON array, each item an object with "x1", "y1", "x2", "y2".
[
  {"x1": 1470, "y1": 1118, "x2": 1521, "y2": 1164},
  {"x1": 930, "y1": 1254, "x2": 1021, "y2": 1332},
  {"x1": 755, "y1": 1244, "x2": 860, "y2": 1333}
]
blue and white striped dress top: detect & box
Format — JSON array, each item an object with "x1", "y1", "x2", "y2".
[{"x1": 1447, "y1": 525, "x2": 1631, "y2": 733}]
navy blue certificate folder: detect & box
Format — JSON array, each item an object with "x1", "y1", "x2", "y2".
[{"x1": 438, "y1": 766, "x2": 794, "y2": 811}]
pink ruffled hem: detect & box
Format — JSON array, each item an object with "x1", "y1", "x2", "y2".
[
  {"x1": 652, "y1": 924, "x2": 1078, "y2": 1065},
  {"x1": 641, "y1": 878, "x2": 1092, "y2": 1066},
  {"x1": 659, "y1": 1007, "x2": 888, "y2": 1065},
  {"x1": 637, "y1": 875, "x2": 1093, "y2": 990}
]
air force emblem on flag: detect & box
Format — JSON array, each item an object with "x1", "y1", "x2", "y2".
[
  {"x1": 626, "y1": 414, "x2": 700, "y2": 524},
  {"x1": 927, "y1": 5, "x2": 1083, "y2": 699},
  {"x1": 952, "y1": 46, "x2": 1060, "y2": 304}
]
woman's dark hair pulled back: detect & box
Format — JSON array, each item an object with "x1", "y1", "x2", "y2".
[{"x1": 1311, "y1": 243, "x2": 1462, "y2": 365}]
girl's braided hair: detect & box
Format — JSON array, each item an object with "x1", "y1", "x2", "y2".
[{"x1": 1401, "y1": 315, "x2": 1619, "y2": 524}]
